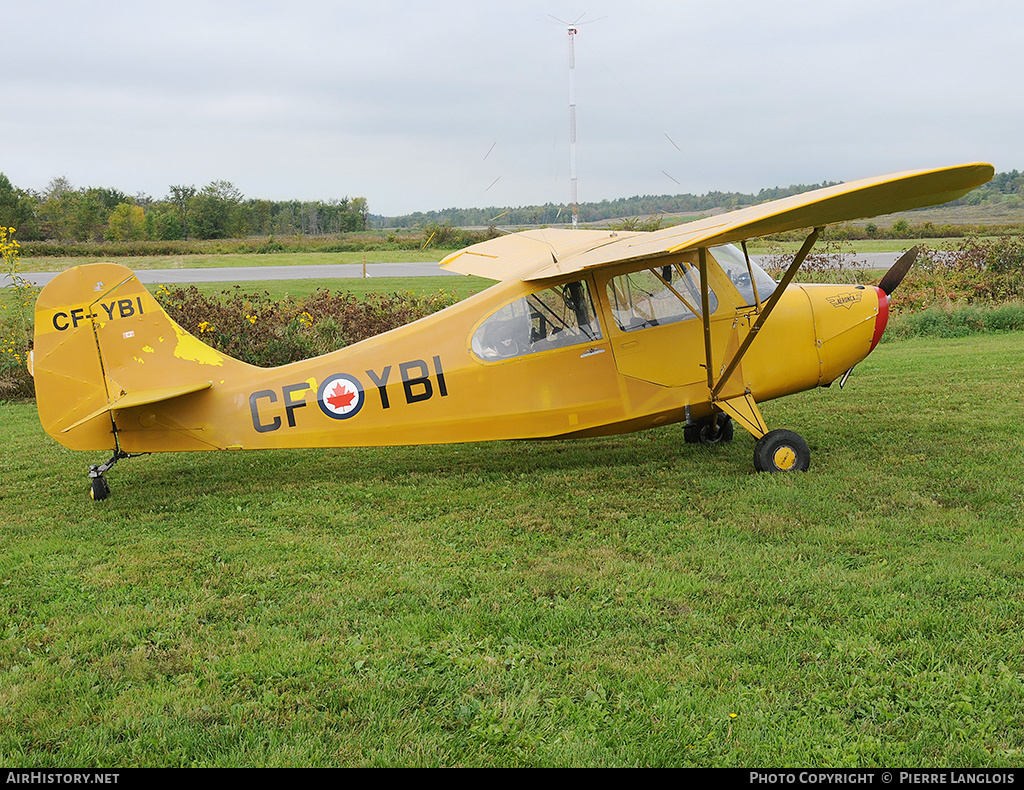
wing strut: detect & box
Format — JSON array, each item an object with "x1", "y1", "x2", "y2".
[
  {"x1": 698, "y1": 248, "x2": 715, "y2": 390},
  {"x1": 710, "y1": 227, "x2": 822, "y2": 399}
]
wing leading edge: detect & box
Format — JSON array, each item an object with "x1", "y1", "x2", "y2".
[
  {"x1": 438, "y1": 163, "x2": 994, "y2": 283},
  {"x1": 439, "y1": 228, "x2": 642, "y2": 281}
]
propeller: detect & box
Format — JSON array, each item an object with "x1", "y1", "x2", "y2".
[
  {"x1": 841, "y1": 246, "x2": 920, "y2": 389},
  {"x1": 877, "y1": 246, "x2": 919, "y2": 296}
]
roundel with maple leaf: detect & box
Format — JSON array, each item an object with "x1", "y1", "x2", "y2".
[{"x1": 317, "y1": 374, "x2": 365, "y2": 420}]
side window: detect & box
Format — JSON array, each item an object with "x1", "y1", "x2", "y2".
[
  {"x1": 472, "y1": 280, "x2": 602, "y2": 360},
  {"x1": 606, "y1": 263, "x2": 717, "y2": 332}
]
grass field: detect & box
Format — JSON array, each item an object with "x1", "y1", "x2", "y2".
[
  {"x1": 17, "y1": 236, "x2": 994, "y2": 273},
  {"x1": 1, "y1": 332, "x2": 1023, "y2": 767},
  {"x1": 14, "y1": 249, "x2": 449, "y2": 274}
]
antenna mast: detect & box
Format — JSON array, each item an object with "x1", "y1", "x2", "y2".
[{"x1": 567, "y1": 24, "x2": 579, "y2": 229}]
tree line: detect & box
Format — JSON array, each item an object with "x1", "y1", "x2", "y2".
[
  {"x1": 378, "y1": 171, "x2": 1024, "y2": 228},
  {"x1": 0, "y1": 174, "x2": 369, "y2": 242},
  {"x1": 377, "y1": 190, "x2": 795, "y2": 229},
  {"x1": 2, "y1": 169, "x2": 1020, "y2": 243}
]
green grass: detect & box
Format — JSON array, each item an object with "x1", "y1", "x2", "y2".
[{"x1": 2, "y1": 333, "x2": 1024, "y2": 767}]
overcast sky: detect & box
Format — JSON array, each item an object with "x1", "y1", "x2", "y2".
[{"x1": 3, "y1": 0, "x2": 1019, "y2": 217}]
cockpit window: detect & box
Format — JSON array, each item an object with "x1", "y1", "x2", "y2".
[
  {"x1": 709, "y1": 244, "x2": 778, "y2": 306},
  {"x1": 472, "y1": 280, "x2": 602, "y2": 360},
  {"x1": 606, "y1": 262, "x2": 717, "y2": 332}
]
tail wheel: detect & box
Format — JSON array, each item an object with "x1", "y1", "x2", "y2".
[
  {"x1": 90, "y1": 476, "x2": 111, "y2": 501},
  {"x1": 753, "y1": 429, "x2": 810, "y2": 473}
]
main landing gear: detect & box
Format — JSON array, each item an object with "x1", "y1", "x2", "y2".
[
  {"x1": 684, "y1": 413, "x2": 734, "y2": 445},
  {"x1": 685, "y1": 414, "x2": 811, "y2": 473},
  {"x1": 753, "y1": 429, "x2": 811, "y2": 473}
]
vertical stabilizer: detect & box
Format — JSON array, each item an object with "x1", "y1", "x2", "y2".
[{"x1": 33, "y1": 263, "x2": 241, "y2": 451}]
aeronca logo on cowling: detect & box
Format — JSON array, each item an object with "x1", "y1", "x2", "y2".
[{"x1": 826, "y1": 291, "x2": 864, "y2": 309}]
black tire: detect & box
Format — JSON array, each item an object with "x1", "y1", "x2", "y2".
[
  {"x1": 90, "y1": 476, "x2": 110, "y2": 501},
  {"x1": 685, "y1": 414, "x2": 734, "y2": 445},
  {"x1": 700, "y1": 414, "x2": 734, "y2": 445},
  {"x1": 753, "y1": 429, "x2": 810, "y2": 473}
]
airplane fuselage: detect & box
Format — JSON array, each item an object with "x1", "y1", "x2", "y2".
[{"x1": 34, "y1": 249, "x2": 885, "y2": 455}]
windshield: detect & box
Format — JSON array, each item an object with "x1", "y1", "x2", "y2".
[
  {"x1": 606, "y1": 263, "x2": 716, "y2": 332},
  {"x1": 710, "y1": 244, "x2": 778, "y2": 306}
]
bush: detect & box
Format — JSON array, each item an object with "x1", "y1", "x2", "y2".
[
  {"x1": 761, "y1": 236, "x2": 861, "y2": 279},
  {"x1": 885, "y1": 236, "x2": 1024, "y2": 314},
  {"x1": 884, "y1": 303, "x2": 1024, "y2": 341},
  {"x1": 0, "y1": 227, "x2": 36, "y2": 398},
  {"x1": 154, "y1": 285, "x2": 462, "y2": 367},
  {"x1": 0, "y1": 270, "x2": 463, "y2": 401}
]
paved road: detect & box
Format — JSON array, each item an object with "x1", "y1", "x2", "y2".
[
  {"x1": 753, "y1": 252, "x2": 904, "y2": 270},
  {"x1": 13, "y1": 262, "x2": 457, "y2": 288},
  {"x1": 12, "y1": 253, "x2": 903, "y2": 288}
]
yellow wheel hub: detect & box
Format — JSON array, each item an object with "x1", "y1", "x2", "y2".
[{"x1": 772, "y1": 446, "x2": 797, "y2": 471}]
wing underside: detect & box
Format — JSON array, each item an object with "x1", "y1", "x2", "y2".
[{"x1": 438, "y1": 163, "x2": 994, "y2": 282}]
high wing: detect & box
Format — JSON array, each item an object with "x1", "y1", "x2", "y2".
[
  {"x1": 440, "y1": 228, "x2": 643, "y2": 281},
  {"x1": 439, "y1": 163, "x2": 994, "y2": 282}
]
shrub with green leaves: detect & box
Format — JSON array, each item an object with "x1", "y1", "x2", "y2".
[
  {"x1": 154, "y1": 284, "x2": 462, "y2": 367},
  {"x1": 892, "y1": 235, "x2": 1024, "y2": 312},
  {"x1": 884, "y1": 303, "x2": 1024, "y2": 341},
  {"x1": 0, "y1": 227, "x2": 37, "y2": 398}
]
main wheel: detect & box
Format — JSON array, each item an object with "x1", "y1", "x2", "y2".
[
  {"x1": 684, "y1": 414, "x2": 734, "y2": 445},
  {"x1": 753, "y1": 429, "x2": 810, "y2": 473},
  {"x1": 90, "y1": 476, "x2": 111, "y2": 501}
]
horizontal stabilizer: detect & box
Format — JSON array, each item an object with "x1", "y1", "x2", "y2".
[{"x1": 62, "y1": 381, "x2": 213, "y2": 433}]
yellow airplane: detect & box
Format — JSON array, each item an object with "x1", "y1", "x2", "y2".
[{"x1": 30, "y1": 163, "x2": 993, "y2": 499}]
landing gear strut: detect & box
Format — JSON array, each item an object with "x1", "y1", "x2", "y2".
[
  {"x1": 87, "y1": 451, "x2": 146, "y2": 500},
  {"x1": 88, "y1": 452, "x2": 127, "y2": 501}
]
